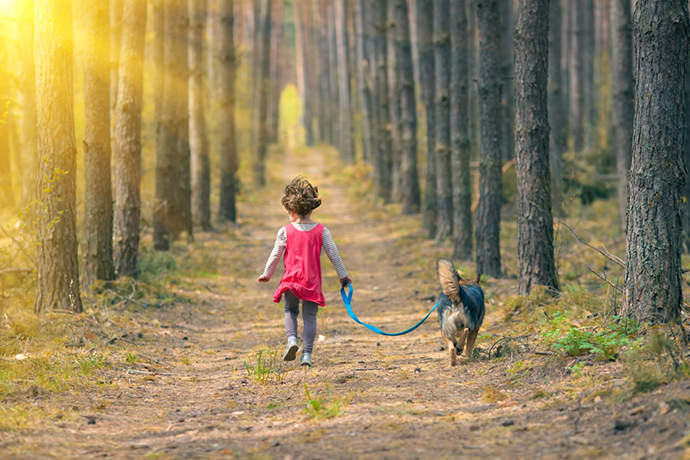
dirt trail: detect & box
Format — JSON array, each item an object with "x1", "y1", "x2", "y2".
[{"x1": 2, "y1": 147, "x2": 690, "y2": 459}]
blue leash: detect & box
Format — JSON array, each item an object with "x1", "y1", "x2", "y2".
[{"x1": 340, "y1": 283, "x2": 439, "y2": 336}]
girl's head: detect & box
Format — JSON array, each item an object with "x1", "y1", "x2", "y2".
[{"x1": 281, "y1": 177, "x2": 322, "y2": 217}]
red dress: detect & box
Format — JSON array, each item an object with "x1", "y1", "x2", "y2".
[{"x1": 273, "y1": 223, "x2": 326, "y2": 306}]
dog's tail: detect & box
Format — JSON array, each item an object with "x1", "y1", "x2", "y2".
[
  {"x1": 475, "y1": 273, "x2": 482, "y2": 284},
  {"x1": 437, "y1": 259, "x2": 461, "y2": 304}
]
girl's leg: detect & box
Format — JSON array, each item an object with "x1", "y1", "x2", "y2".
[
  {"x1": 284, "y1": 290, "x2": 300, "y2": 339},
  {"x1": 301, "y1": 301, "x2": 319, "y2": 354}
]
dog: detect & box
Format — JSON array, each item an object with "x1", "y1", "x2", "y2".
[{"x1": 436, "y1": 259, "x2": 485, "y2": 367}]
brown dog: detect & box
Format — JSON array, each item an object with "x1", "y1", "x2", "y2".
[{"x1": 436, "y1": 259, "x2": 485, "y2": 366}]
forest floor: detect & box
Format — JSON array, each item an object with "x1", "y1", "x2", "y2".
[{"x1": 2, "y1": 146, "x2": 690, "y2": 459}]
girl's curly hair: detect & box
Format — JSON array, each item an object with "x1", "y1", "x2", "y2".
[{"x1": 281, "y1": 177, "x2": 322, "y2": 216}]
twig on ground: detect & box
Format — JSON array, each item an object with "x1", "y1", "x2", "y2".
[
  {"x1": 555, "y1": 220, "x2": 624, "y2": 267},
  {"x1": 588, "y1": 267, "x2": 623, "y2": 293},
  {"x1": 106, "y1": 288, "x2": 150, "y2": 308}
]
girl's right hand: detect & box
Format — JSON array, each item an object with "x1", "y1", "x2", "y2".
[{"x1": 258, "y1": 275, "x2": 270, "y2": 283}]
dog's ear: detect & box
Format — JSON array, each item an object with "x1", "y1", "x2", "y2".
[{"x1": 437, "y1": 259, "x2": 461, "y2": 304}]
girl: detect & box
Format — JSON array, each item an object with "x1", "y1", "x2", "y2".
[{"x1": 258, "y1": 177, "x2": 352, "y2": 367}]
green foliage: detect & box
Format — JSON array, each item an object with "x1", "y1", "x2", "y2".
[
  {"x1": 303, "y1": 383, "x2": 350, "y2": 420},
  {"x1": 541, "y1": 313, "x2": 642, "y2": 360},
  {"x1": 74, "y1": 354, "x2": 108, "y2": 376},
  {"x1": 125, "y1": 353, "x2": 140, "y2": 364},
  {"x1": 243, "y1": 349, "x2": 284, "y2": 385},
  {"x1": 625, "y1": 329, "x2": 690, "y2": 394}
]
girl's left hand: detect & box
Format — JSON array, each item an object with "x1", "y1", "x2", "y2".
[{"x1": 258, "y1": 275, "x2": 270, "y2": 283}]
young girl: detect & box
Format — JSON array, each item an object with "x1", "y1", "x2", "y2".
[{"x1": 258, "y1": 177, "x2": 352, "y2": 367}]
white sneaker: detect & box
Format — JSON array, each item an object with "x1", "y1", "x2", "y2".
[{"x1": 283, "y1": 336, "x2": 298, "y2": 361}]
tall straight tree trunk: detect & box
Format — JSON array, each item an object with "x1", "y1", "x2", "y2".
[
  {"x1": 153, "y1": 1, "x2": 164, "y2": 130},
  {"x1": 475, "y1": 0, "x2": 502, "y2": 278},
  {"x1": 365, "y1": 1, "x2": 381, "y2": 166},
  {"x1": 372, "y1": 0, "x2": 392, "y2": 200},
  {"x1": 82, "y1": 0, "x2": 115, "y2": 289},
  {"x1": 434, "y1": 0, "x2": 452, "y2": 242},
  {"x1": 315, "y1": 0, "x2": 331, "y2": 145},
  {"x1": 154, "y1": 0, "x2": 193, "y2": 250},
  {"x1": 327, "y1": 1, "x2": 340, "y2": 146},
  {"x1": 416, "y1": 0, "x2": 436, "y2": 238},
  {"x1": 296, "y1": 1, "x2": 315, "y2": 145},
  {"x1": 450, "y1": 0, "x2": 472, "y2": 260},
  {"x1": 387, "y1": 0, "x2": 402, "y2": 197},
  {"x1": 583, "y1": 0, "x2": 595, "y2": 151},
  {"x1": 218, "y1": 0, "x2": 237, "y2": 221},
  {"x1": 624, "y1": 0, "x2": 689, "y2": 324},
  {"x1": 354, "y1": 0, "x2": 373, "y2": 162},
  {"x1": 569, "y1": 0, "x2": 585, "y2": 152},
  {"x1": 515, "y1": 0, "x2": 558, "y2": 296},
  {"x1": 253, "y1": 0, "x2": 272, "y2": 186},
  {"x1": 395, "y1": 0, "x2": 420, "y2": 214},
  {"x1": 110, "y1": 0, "x2": 124, "y2": 132},
  {"x1": 267, "y1": 0, "x2": 284, "y2": 143},
  {"x1": 34, "y1": 0, "x2": 82, "y2": 313},
  {"x1": 19, "y1": 0, "x2": 37, "y2": 207},
  {"x1": 335, "y1": 0, "x2": 353, "y2": 162},
  {"x1": 610, "y1": 0, "x2": 634, "y2": 232},
  {"x1": 685, "y1": 26, "x2": 690, "y2": 253},
  {"x1": 548, "y1": 0, "x2": 566, "y2": 213},
  {"x1": 0, "y1": 38, "x2": 13, "y2": 207},
  {"x1": 190, "y1": 0, "x2": 212, "y2": 230},
  {"x1": 500, "y1": 0, "x2": 514, "y2": 161},
  {"x1": 113, "y1": 0, "x2": 147, "y2": 278}
]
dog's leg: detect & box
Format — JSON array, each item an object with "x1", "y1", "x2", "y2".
[
  {"x1": 443, "y1": 336, "x2": 457, "y2": 367},
  {"x1": 456, "y1": 327, "x2": 469, "y2": 357},
  {"x1": 462, "y1": 329, "x2": 479, "y2": 361}
]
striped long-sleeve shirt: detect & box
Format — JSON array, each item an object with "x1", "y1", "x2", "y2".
[{"x1": 262, "y1": 223, "x2": 348, "y2": 280}]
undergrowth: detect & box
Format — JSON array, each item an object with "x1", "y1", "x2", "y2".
[
  {"x1": 243, "y1": 348, "x2": 284, "y2": 385},
  {"x1": 303, "y1": 383, "x2": 351, "y2": 420}
]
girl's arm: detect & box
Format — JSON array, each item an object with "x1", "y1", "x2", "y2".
[
  {"x1": 258, "y1": 227, "x2": 287, "y2": 282},
  {"x1": 322, "y1": 228, "x2": 350, "y2": 285}
]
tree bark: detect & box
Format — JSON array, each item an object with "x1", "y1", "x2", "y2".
[
  {"x1": 395, "y1": 0, "x2": 420, "y2": 214},
  {"x1": 515, "y1": 0, "x2": 558, "y2": 296},
  {"x1": 218, "y1": 0, "x2": 238, "y2": 221},
  {"x1": 113, "y1": 0, "x2": 147, "y2": 278},
  {"x1": 475, "y1": 0, "x2": 503, "y2": 278},
  {"x1": 314, "y1": 0, "x2": 331, "y2": 145},
  {"x1": 387, "y1": 0, "x2": 402, "y2": 197},
  {"x1": 190, "y1": 0, "x2": 212, "y2": 231},
  {"x1": 372, "y1": 0, "x2": 392, "y2": 200},
  {"x1": 110, "y1": 0, "x2": 124, "y2": 133},
  {"x1": 153, "y1": 0, "x2": 193, "y2": 250},
  {"x1": 434, "y1": 0, "x2": 452, "y2": 242},
  {"x1": 583, "y1": 0, "x2": 595, "y2": 151},
  {"x1": 416, "y1": 0, "x2": 436, "y2": 238},
  {"x1": 335, "y1": 0, "x2": 354, "y2": 162},
  {"x1": 267, "y1": 0, "x2": 284, "y2": 143},
  {"x1": 252, "y1": 0, "x2": 272, "y2": 186},
  {"x1": 82, "y1": 0, "x2": 115, "y2": 289},
  {"x1": 19, "y1": 0, "x2": 37, "y2": 207},
  {"x1": 34, "y1": 0, "x2": 82, "y2": 313},
  {"x1": 0, "y1": 36, "x2": 13, "y2": 208},
  {"x1": 569, "y1": 0, "x2": 585, "y2": 152},
  {"x1": 354, "y1": 0, "x2": 373, "y2": 162},
  {"x1": 450, "y1": 0, "x2": 472, "y2": 260},
  {"x1": 623, "y1": 0, "x2": 689, "y2": 324},
  {"x1": 296, "y1": 1, "x2": 315, "y2": 145},
  {"x1": 500, "y1": 0, "x2": 514, "y2": 161},
  {"x1": 685, "y1": 22, "x2": 690, "y2": 253},
  {"x1": 327, "y1": 1, "x2": 340, "y2": 146},
  {"x1": 548, "y1": 0, "x2": 566, "y2": 213},
  {"x1": 610, "y1": 0, "x2": 634, "y2": 232}
]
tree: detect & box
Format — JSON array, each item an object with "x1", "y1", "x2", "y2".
[
  {"x1": 110, "y1": 0, "x2": 123, "y2": 130},
  {"x1": 514, "y1": 0, "x2": 558, "y2": 296},
  {"x1": 387, "y1": 0, "x2": 401, "y2": 197},
  {"x1": 569, "y1": 1, "x2": 585, "y2": 152},
  {"x1": 34, "y1": 0, "x2": 82, "y2": 313},
  {"x1": 315, "y1": 0, "x2": 332, "y2": 145},
  {"x1": 354, "y1": 0, "x2": 373, "y2": 162},
  {"x1": 334, "y1": 0, "x2": 353, "y2": 162},
  {"x1": 267, "y1": 0, "x2": 284, "y2": 143},
  {"x1": 190, "y1": 0, "x2": 212, "y2": 230},
  {"x1": 395, "y1": 0, "x2": 420, "y2": 214},
  {"x1": 623, "y1": 0, "x2": 690, "y2": 324},
  {"x1": 153, "y1": 0, "x2": 193, "y2": 250},
  {"x1": 548, "y1": 0, "x2": 566, "y2": 212},
  {"x1": 218, "y1": 0, "x2": 238, "y2": 221},
  {"x1": 610, "y1": 0, "x2": 634, "y2": 232},
  {"x1": 18, "y1": 0, "x2": 37, "y2": 207},
  {"x1": 450, "y1": 0, "x2": 471, "y2": 260},
  {"x1": 0, "y1": 35, "x2": 13, "y2": 208},
  {"x1": 434, "y1": 0, "x2": 452, "y2": 242},
  {"x1": 113, "y1": 0, "x2": 147, "y2": 278},
  {"x1": 372, "y1": 0, "x2": 392, "y2": 201},
  {"x1": 500, "y1": 0, "x2": 514, "y2": 161},
  {"x1": 475, "y1": 0, "x2": 503, "y2": 278},
  {"x1": 252, "y1": 0, "x2": 272, "y2": 186},
  {"x1": 82, "y1": 0, "x2": 115, "y2": 289},
  {"x1": 415, "y1": 0, "x2": 436, "y2": 238}
]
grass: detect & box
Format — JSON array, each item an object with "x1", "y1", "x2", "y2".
[
  {"x1": 243, "y1": 348, "x2": 284, "y2": 385},
  {"x1": 303, "y1": 383, "x2": 351, "y2": 420}
]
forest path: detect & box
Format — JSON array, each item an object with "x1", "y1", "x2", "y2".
[{"x1": 3, "y1": 147, "x2": 690, "y2": 459}]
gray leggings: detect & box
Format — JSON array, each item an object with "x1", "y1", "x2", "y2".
[{"x1": 284, "y1": 290, "x2": 319, "y2": 354}]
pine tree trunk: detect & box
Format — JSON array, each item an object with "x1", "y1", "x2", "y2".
[
  {"x1": 253, "y1": 0, "x2": 272, "y2": 186},
  {"x1": 623, "y1": 0, "x2": 689, "y2": 324},
  {"x1": 583, "y1": 0, "x2": 595, "y2": 151},
  {"x1": 19, "y1": 0, "x2": 37, "y2": 207},
  {"x1": 610, "y1": 0, "x2": 634, "y2": 232},
  {"x1": 315, "y1": 0, "x2": 331, "y2": 145},
  {"x1": 190, "y1": 0, "x2": 212, "y2": 231},
  {"x1": 515, "y1": 0, "x2": 558, "y2": 296},
  {"x1": 475, "y1": 0, "x2": 503, "y2": 278},
  {"x1": 335, "y1": 0, "x2": 354, "y2": 162},
  {"x1": 153, "y1": 0, "x2": 164, "y2": 129},
  {"x1": 0, "y1": 37, "x2": 13, "y2": 207},
  {"x1": 500, "y1": 0, "x2": 514, "y2": 161},
  {"x1": 113, "y1": 0, "x2": 147, "y2": 278},
  {"x1": 327, "y1": 1, "x2": 340, "y2": 146},
  {"x1": 685, "y1": 29, "x2": 690, "y2": 253},
  {"x1": 395, "y1": 0, "x2": 420, "y2": 214},
  {"x1": 450, "y1": 0, "x2": 472, "y2": 260},
  {"x1": 434, "y1": 0, "x2": 452, "y2": 242},
  {"x1": 372, "y1": 0, "x2": 392, "y2": 200},
  {"x1": 153, "y1": 0, "x2": 193, "y2": 250},
  {"x1": 296, "y1": 1, "x2": 315, "y2": 145},
  {"x1": 34, "y1": 0, "x2": 82, "y2": 313},
  {"x1": 267, "y1": 0, "x2": 284, "y2": 143},
  {"x1": 354, "y1": 0, "x2": 373, "y2": 162},
  {"x1": 82, "y1": 0, "x2": 115, "y2": 289},
  {"x1": 416, "y1": 0, "x2": 436, "y2": 238},
  {"x1": 569, "y1": 1, "x2": 585, "y2": 152},
  {"x1": 218, "y1": 0, "x2": 238, "y2": 221},
  {"x1": 387, "y1": 0, "x2": 402, "y2": 197},
  {"x1": 110, "y1": 0, "x2": 123, "y2": 132},
  {"x1": 548, "y1": 0, "x2": 566, "y2": 213}
]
